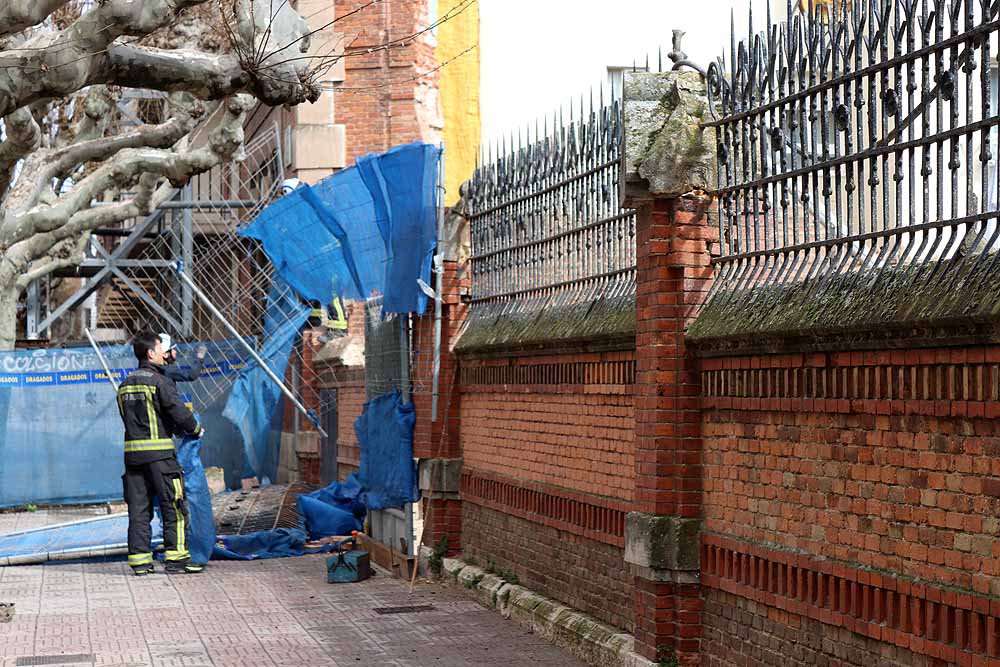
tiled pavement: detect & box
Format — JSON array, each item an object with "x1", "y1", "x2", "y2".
[
  {"x1": 0, "y1": 555, "x2": 587, "y2": 667},
  {"x1": 0, "y1": 507, "x2": 112, "y2": 535}
]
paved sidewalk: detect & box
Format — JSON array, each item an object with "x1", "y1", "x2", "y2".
[
  {"x1": 0, "y1": 555, "x2": 586, "y2": 667},
  {"x1": 0, "y1": 507, "x2": 111, "y2": 534}
]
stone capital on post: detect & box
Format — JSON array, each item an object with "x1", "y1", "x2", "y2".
[{"x1": 621, "y1": 70, "x2": 716, "y2": 210}]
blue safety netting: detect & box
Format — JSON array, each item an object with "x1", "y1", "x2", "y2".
[
  {"x1": 243, "y1": 142, "x2": 441, "y2": 313},
  {"x1": 222, "y1": 279, "x2": 311, "y2": 482},
  {"x1": 0, "y1": 342, "x2": 250, "y2": 508},
  {"x1": 355, "y1": 390, "x2": 419, "y2": 510}
]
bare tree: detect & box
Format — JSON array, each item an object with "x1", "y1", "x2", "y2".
[{"x1": 0, "y1": 0, "x2": 322, "y2": 349}]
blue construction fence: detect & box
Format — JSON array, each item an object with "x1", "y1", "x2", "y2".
[{"x1": 0, "y1": 340, "x2": 251, "y2": 508}]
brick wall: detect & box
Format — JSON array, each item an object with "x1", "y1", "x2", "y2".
[
  {"x1": 699, "y1": 346, "x2": 1000, "y2": 665},
  {"x1": 460, "y1": 352, "x2": 636, "y2": 501},
  {"x1": 462, "y1": 502, "x2": 634, "y2": 633},
  {"x1": 312, "y1": 362, "x2": 365, "y2": 480},
  {"x1": 703, "y1": 589, "x2": 935, "y2": 667},
  {"x1": 334, "y1": 0, "x2": 442, "y2": 163},
  {"x1": 410, "y1": 262, "x2": 466, "y2": 554},
  {"x1": 458, "y1": 348, "x2": 636, "y2": 631}
]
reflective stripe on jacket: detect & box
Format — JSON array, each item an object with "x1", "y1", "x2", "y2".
[{"x1": 117, "y1": 361, "x2": 202, "y2": 465}]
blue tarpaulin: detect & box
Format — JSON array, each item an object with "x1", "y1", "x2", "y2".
[
  {"x1": 243, "y1": 142, "x2": 441, "y2": 313},
  {"x1": 209, "y1": 392, "x2": 418, "y2": 560},
  {"x1": 222, "y1": 279, "x2": 310, "y2": 482},
  {"x1": 241, "y1": 189, "x2": 365, "y2": 303},
  {"x1": 355, "y1": 390, "x2": 418, "y2": 510},
  {"x1": 355, "y1": 143, "x2": 440, "y2": 315},
  {"x1": 176, "y1": 433, "x2": 215, "y2": 564}
]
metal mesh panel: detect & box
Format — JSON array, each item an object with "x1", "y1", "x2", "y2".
[
  {"x1": 463, "y1": 93, "x2": 637, "y2": 348},
  {"x1": 698, "y1": 0, "x2": 1000, "y2": 336}
]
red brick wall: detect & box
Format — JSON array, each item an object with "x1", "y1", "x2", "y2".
[
  {"x1": 460, "y1": 352, "x2": 636, "y2": 501},
  {"x1": 411, "y1": 262, "x2": 466, "y2": 462},
  {"x1": 700, "y1": 346, "x2": 1000, "y2": 665},
  {"x1": 462, "y1": 501, "x2": 634, "y2": 633},
  {"x1": 409, "y1": 262, "x2": 466, "y2": 555},
  {"x1": 334, "y1": 0, "x2": 442, "y2": 163},
  {"x1": 703, "y1": 589, "x2": 933, "y2": 667},
  {"x1": 458, "y1": 349, "x2": 636, "y2": 631},
  {"x1": 313, "y1": 363, "x2": 365, "y2": 476}
]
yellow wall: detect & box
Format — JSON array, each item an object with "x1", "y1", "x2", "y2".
[{"x1": 436, "y1": 0, "x2": 480, "y2": 206}]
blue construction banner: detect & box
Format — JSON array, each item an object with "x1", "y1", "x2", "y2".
[{"x1": 0, "y1": 341, "x2": 252, "y2": 508}]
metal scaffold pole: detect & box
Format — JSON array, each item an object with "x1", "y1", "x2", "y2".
[{"x1": 174, "y1": 263, "x2": 327, "y2": 438}]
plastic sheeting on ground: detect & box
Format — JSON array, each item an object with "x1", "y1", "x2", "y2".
[
  {"x1": 0, "y1": 342, "x2": 249, "y2": 507},
  {"x1": 244, "y1": 142, "x2": 441, "y2": 313},
  {"x1": 222, "y1": 279, "x2": 310, "y2": 482},
  {"x1": 0, "y1": 515, "x2": 161, "y2": 566},
  {"x1": 355, "y1": 390, "x2": 419, "y2": 510},
  {"x1": 210, "y1": 390, "x2": 419, "y2": 560},
  {"x1": 213, "y1": 527, "x2": 341, "y2": 560}
]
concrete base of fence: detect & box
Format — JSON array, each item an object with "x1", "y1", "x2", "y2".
[{"x1": 429, "y1": 553, "x2": 656, "y2": 667}]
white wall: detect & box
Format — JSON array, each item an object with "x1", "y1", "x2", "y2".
[{"x1": 479, "y1": 0, "x2": 789, "y2": 147}]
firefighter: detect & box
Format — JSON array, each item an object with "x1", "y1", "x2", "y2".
[
  {"x1": 158, "y1": 333, "x2": 208, "y2": 383},
  {"x1": 308, "y1": 297, "x2": 348, "y2": 344},
  {"x1": 117, "y1": 331, "x2": 204, "y2": 575}
]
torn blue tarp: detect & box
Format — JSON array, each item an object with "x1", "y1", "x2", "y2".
[
  {"x1": 240, "y1": 185, "x2": 366, "y2": 303},
  {"x1": 245, "y1": 142, "x2": 441, "y2": 313},
  {"x1": 355, "y1": 390, "x2": 418, "y2": 511},
  {"x1": 176, "y1": 433, "x2": 215, "y2": 564},
  {"x1": 222, "y1": 279, "x2": 310, "y2": 481},
  {"x1": 355, "y1": 143, "x2": 440, "y2": 315}
]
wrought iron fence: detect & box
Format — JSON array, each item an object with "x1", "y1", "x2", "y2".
[
  {"x1": 463, "y1": 94, "x2": 636, "y2": 347},
  {"x1": 697, "y1": 0, "x2": 1000, "y2": 338}
]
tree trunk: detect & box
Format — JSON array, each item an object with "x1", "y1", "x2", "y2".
[{"x1": 0, "y1": 285, "x2": 19, "y2": 351}]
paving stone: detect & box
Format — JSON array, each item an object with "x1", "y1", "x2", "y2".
[{"x1": 0, "y1": 553, "x2": 586, "y2": 666}]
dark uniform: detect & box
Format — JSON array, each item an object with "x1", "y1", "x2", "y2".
[
  {"x1": 164, "y1": 357, "x2": 204, "y2": 383},
  {"x1": 116, "y1": 360, "x2": 203, "y2": 571}
]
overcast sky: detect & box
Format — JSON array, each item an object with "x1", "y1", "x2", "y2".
[{"x1": 477, "y1": 0, "x2": 786, "y2": 148}]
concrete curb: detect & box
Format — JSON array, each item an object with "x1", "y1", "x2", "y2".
[{"x1": 436, "y1": 556, "x2": 657, "y2": 667}]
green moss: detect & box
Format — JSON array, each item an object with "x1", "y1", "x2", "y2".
[
  {"x1": 688, "y1": 253, "x2": 1000, "y2": 346},
  {"x1": 455, "y1": 293, "x2": 635, "y2": 353}
]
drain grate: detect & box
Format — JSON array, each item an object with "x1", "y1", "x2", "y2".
[
  {"x1": 15, "y1": 655, "x2": 95, "y2": 666},
  {"x1": 372, "y1": 605, "x2": 435, "y2": 615}
]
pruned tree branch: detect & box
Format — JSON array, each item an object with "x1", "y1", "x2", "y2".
[
  {"x1": 15, "y1": 234, "x2": 88, "y2": 290},
  {"x1": 0, "y1": 107, "x2": 40, "y2": 201},
  {"x1": 0, "y1": 0, "x2": 339, "y2": 349},
  {"x1": 0, "y1": 1, "x2": 74, "y2": 39},
  {"x1": 5, "y1": 94, "x2": 256, "y2": 280},
  {"x1": 0, "y1": 0, "x2": 316, "y2": 116}
]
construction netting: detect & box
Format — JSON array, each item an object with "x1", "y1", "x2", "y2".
[
  {"x1": 1, "y1": 139, "x2": 442, "y2": 511},
  {"x1": 0, "y1": 341, "x2": 249, "y2": 507}
]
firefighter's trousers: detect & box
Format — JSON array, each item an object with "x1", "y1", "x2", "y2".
[{"x1": 122, "y1": 457, "x2": 190, "y2": 568}]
